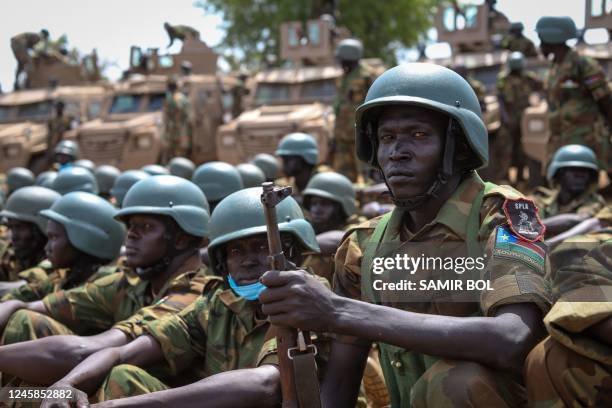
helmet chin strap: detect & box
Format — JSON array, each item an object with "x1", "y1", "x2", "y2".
[
  {"x1": 135, "y1": 221, "x2": 187, "y2": 280},
  {"x1": 387, "y1": 119, "x2": 457, "y2": 210}
]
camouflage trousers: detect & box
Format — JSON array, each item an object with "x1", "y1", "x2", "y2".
[
  {"x1": 332, "y1": 141, "x2": 359, "y2": 183},
  {"x1": 95, "y1": 364, "x2": 168, "y2": 402},
  {"x1": 409, "y1": 359, "x2": 525, "y2": 408},
  {"x1": 1, "y1": 310, "x2": 74, "y2": 346},
  {"x1": 525, "y1": 336, "x2": 612, "y2": 407}
]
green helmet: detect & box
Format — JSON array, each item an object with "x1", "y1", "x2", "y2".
[
  {"x1": 507, "y1": 51, "x2": 526, "y2": 71},
  {"x1": 207, "y1": 187, "x2": 319, "y2": 273},
  {"x1": 547, "y1": 144, "x2": 599, "y2": 182},
  {"x1": 0, "y1": 186, "x2": 61, "y2": 235},
  {"x1": 250, "y1": 153, "x2": 279, "y2": 180},
  {"x1": 141, "y1": 164, "x2": 170, "y2": 176},
  {"x1": 94, "y1": 165, "x2": 121, "y2": 195},
  {"x1": 7, "y1": 167, "x2": 35, "y2": 193},
  {"x1": 35, "y1": 171, "x2": 58, "y2": 189},
  {"x1": 192, "y1": 162, "x2": 244, "y2": 203},
  {"x1": 110, "y1": 170, "x2": 149, "y2": 206},
  {"x1": 355, "y1": 63, "x2": 488, "y2": 169},
  {"x1": 275, "y1": 133, "x2": 319, "y2": 165},
  {"x1": 74, "y1": 159, "x2": 96, "y2": 173},
  {"x1": 167, "y1": 157, "x2": 195, "y2": 179},
  {"x1": 535, "y1": 16, "x2": 577, "y2": 44},
  {"x1": 54, "y1": 140, "x2": 80, "y2": 159},
  {"x1": 116, "y1": 175, "x2": 209, "y2": 237},
  {"x1": 303, "y1": 172, "x2": 357, "y2": 217},
  {"x1": 236, "y1": 163, "x2": 266, "y2": 188},
  {"x1": 52, "y1": 167, "x2": 99, "y2": 195},
  {"x1": 335, "y1": 38, "x2": 364, "y2": 62},
  {"x1": 510, "y1": 22, "x2": 524, "y2": 32},
  {"x1": 40, "y1": 192, "x2": 125, "y2": 260}
]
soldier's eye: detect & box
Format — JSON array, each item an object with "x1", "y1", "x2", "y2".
[
  {"x1": 379, "y1": 133, "x2": 393, "y2": 142},
  {"x1": 229, "y1": 248, "x2": 241, "y2": 256},
  {"x1": 413, "y1": 131, "x2": 427, "y2": 138}
]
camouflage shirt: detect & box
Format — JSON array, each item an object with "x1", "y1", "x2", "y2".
[
  {"x1": 47, "y1": 115, "x2": 72, "y2": 150},
  {"x1": 532, "y1": 186, "x2": 606, "y2": 218},
  {"x1": 163, "y1": 91, "x2": 190, "y2": 147},
  {"x1": 0, "y1": 242, "x2": 46, "y2": 282},
  {"x1": 334, "y1": 63, "x2": 374, "y2": 144},
  {"x1": 546, "y1": 49, "x2": 611, "y2": 165},
  {"x1": 496, "y1": 70, "x2": 543, "y2": 123},
  {"x1": 501, "y1": 35, "x2": 538, "y2": 57},
  {"x1": 144, "y1": 282, "x2": 269, "y2": 379},
  {"x1": 42, "y1": 254, "x2": 208, "y2": 336},
  {"x1": 1, "y1": 261, "x2": 116, "y2": 302}
]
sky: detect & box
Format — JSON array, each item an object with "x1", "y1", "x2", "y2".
[{"x1": 0, "y1": 0, "x2": 608, "y2": 92}]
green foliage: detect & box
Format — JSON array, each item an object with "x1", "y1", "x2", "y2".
[{"x1": 195, "y1": 0, "x2": 439, "y2": 68}]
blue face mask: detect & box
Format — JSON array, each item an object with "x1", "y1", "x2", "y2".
[{"x1": 228, "y1": 275, "x2": 266, "y2": 301}]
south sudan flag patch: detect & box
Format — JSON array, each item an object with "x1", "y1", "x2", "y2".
[{"x1": 493, "y1": 226, "x2": 546, "y2": 272}]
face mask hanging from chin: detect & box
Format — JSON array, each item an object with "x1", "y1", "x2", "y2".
[{"x1": 228, "y1": 274, "x2": 267, "y2": 301}]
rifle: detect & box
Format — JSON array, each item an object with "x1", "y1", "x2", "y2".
[{"x1": 260, "y1": 182, "x2": 321, "y2": 408}]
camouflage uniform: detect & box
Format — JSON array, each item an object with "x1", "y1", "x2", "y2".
[
  {"x1": 468, "y1": 78, "x2": 487, "y2": 108},
  {"x1": 501, "y1": 35, "x2": 538, "y2": 57},
  {"x1": 546, "y1": 49, "x2": 612, "y2": 167},
  {"x1": 0, "y1": 243, "x2": 46, "y2": 283},
  {"x1": 332, "y1": 173, "x2": 551, "y2": 407},
  {"x1": 495, "y1": 70, "x2": 543, "y2": 182},
  {"x1": 95, "y1": 280, "x2": 271, "y2": 401},
  {"x1": 162, "y1": 90, "x2": 191, "y2": 162},
  {"x1": 0, "y1": 255, "x2": 207, "y2": 345},
  {"x1": 525, "y1": 240, "x2": 612, "y2": 407},
  {"x1": 10, "y1": 32, "x2": 41, "y2": 86},
  {"x1": 532, "y1": 186, "x2": 606, "y2": 218},
  {"x1": 46, "y1": 115, "x2": 72, "y2": 151},
  {"x1": 333, "y1": 63, "x2": 373, "y2": 182}
]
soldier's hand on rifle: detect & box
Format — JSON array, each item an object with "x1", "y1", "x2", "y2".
[{"x1": 260, "y1": 269, "x2": 338, "y2": 333}]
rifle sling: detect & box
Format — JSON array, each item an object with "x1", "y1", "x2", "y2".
[{"x1": 292, "y1": 349, "x2": 322, "y2": 408}]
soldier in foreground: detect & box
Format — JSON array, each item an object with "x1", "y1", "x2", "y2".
[
  {"x1": 258, "y1": 63, "x2": 551, "y2": 407},
  {"x1": 0, "y1": 176, "x2": 210, "y2": 386},
  {"x1": 536, "y1": 16, "x2": 612, "y2": 174}
]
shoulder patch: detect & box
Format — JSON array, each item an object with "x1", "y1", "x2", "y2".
[
  {"x1": 502, "y1": 198, "x2": 545, "y2": 242},
  {"x1": 493, "y1": 226, "x2": 546, "y2": 272}
]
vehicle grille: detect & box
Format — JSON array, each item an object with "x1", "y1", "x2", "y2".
[
  {"x1": 238, "y1": 130, "x2": 289, "y2": 157},
  {"x1": 79, "y1": 133, "x2": 126, "y2": 162}
]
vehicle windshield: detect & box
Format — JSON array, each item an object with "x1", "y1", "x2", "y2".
[
  {"x1": 300, "y1": 79, "x2": 337, "y2": 101},
  {"x1": 16, "y1": 101, "x2": 53, "y2": 119},
  {"x1": 146, "y1": 93, "x2": 166, "y2": 112},
  {"x1": 254, "y1": 83, "x2": 291, "y2": 105},
  {"x1": 109, "y1": 94, "x2": 143, "y2": 114}
]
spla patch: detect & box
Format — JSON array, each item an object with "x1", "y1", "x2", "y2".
[
  {"x1": 502, "y1": 198, "x2": 545, "y2": 242},
  {"x1": 493, "y1": 226, "x2": 546, "y2": 272}
]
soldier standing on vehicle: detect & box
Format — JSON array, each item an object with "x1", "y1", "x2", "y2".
[
  {"x1": 161, "y1": 77, "x2": 191, "y2": 164},
  {"x1": 164, "y1": 23, "x2": 201, "y2": 48},
  {"x1": 10, "y1": 29, "x2": 48, "y2": 90},
  {"x1": 496, "y1": 52, "x2": 543, "y2": 184},
  {"x1": 333, "y1": 38, "x2": 372, "y2": 182},
  {"x1": 501, "y1": 22, "x2": 538, "y2": 57},
  {"x1": 536, "y1": 16, "x2": 612, "y2": 176}
]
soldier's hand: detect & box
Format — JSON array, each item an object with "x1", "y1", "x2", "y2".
[
  {"x1": 40, "y1": 382, "x2": 89, "y2": 408},
  {"x1": 259, "y1": 270, "x2": 338, "y2": 332}
]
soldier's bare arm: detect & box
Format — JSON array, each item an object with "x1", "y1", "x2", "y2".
[
  {"x1": 261, "y1": 270, "x2": 546, "y2": 374},
  {"x1": 0, "y1": 328, "x2": 128, "y2": 385},
  {"x1": 0, "y1": 299, "x2": 46, "y2": 332},
  {"x1": 320, "y1": 341, "x2": 370, "y2": 408},
  {"x1": 91, "y1": 365, "x2": 281, "y2": 408},
  {"x1": 546, "y1": 217, "x2": 602, "y2": 248},
  {"x1": 542, "y1": 213, "x2": 591, "y2": 237}
]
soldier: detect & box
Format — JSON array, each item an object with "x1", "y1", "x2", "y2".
[
  {"x1": 236, "y1": 163, "x2": 266, "y2": 188},
  {"x1": 536, "y1": 16, "x2": 612, "y2": 174},
  {"x1": 496, "y1": 52, "x2": 543, "y2": 184},
  {"x1": 51, "y1": 166, "x2": 99, "y2": 195},
  {"x1": 161, "y1": 77, "x2": 191, "y2": 164},
  {"x1": 35, "y1": 170, "x2": 58, "y2": 189},
  {"x1": 109, "y1": 170, "x2": 149, "y2": 207},
  {"x1": 141, "y1": 164, "x2": 170, "y2": 176},
  {"x1": 546, "y1": 205, "x2": 612, "y2": 251},
  {"x1": 257, "y1": 63, "x2": 551, "y2": 407},
  {"x1": 164, "y1": 22, "x2": 201, "y2": 48},
  {"x1": 167, "y1": 157, "x2": 195, "y2": 179},
  {"x1": 10, "y1": 29, "x2": 48, "y2": 89},
  {"x1": 250, "y1": 153, "x2": 279, "y2": 182},
  {"x1": 333, "y1": 38, "x2": 373, "y2": 182},
  {"x1": 501, "y1": 22, "x2": 538, "y2": 57},
  {"x1": 46, "y1": 100, "x2": 72, "y2": 156},
  {"x1": 5, "y1": 167, "x2": 35, "y2": 196},
  {"x1": 0, "y1": 187, "x2": 60, "y2": 288},
  {"x1": 524, "y1": 240, "x2": 612, "y2": 407},
  {"x1": 52, "y1": 140, "x2": 79, "y2": 171},
  {"x1": 94, "y1": 165, "x2": 121, "y2": 200},
  {"x1": 230, "y1": 72, "x2": 249, "y2": 118},
  {"x1": 485, "y1": 0, "x2": 510, "y2": 36},
  {"x1": 0, "y1": 176, "x2": 211, "y2": 387},
  {"x1": 275, "y1": 132, "x2": 325, "y2": 203},
  {"x1": 532, "y1": 145, "x2": 606, "y2": 233},
  {"x1": 192, "y1": 161, "x2": 243, "y2": 211},
  {"x1": 1, "y1": 192, "x2": 123, "y2": 303},
  {"x1": 39, "y1": 187, "x2": 320, "y2": 406}
]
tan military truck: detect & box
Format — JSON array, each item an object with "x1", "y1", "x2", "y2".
[
  {"x1": 216, "y1": 17, "x2": 363, "y2": 165},
  {"x1": 72, "y1": 73, "x2": 237, "y2": 169},
  {"x1": 0, "y1": 85, "x2": 109, "y2": 173}
]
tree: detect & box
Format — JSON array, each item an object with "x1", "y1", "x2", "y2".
[{"x1": 195, "y1": 0, "x2": 439, "y2": 69}]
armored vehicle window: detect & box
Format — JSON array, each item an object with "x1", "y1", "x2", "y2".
[
  {"x1": 255, "y1": 83, "x2": 290, "y2": 105},
  {"x1": 88, "y1": 101, "x2": 102, "y2": 119},
  {"x1": 16, "y1": 101, "x2": 53, "y2": 119},
  {"x1": 0, "y1": 106, "x2": 12, "y2": 122},
  {"x1": 110, "y1": 94, "x2": 142, "y2": 114},
  {"x1": 146, "y1": 93, "x2": 166, "y2": 112},
  {"x1": 300, "y1": 79, "x2": 337, "y2": 101}
]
